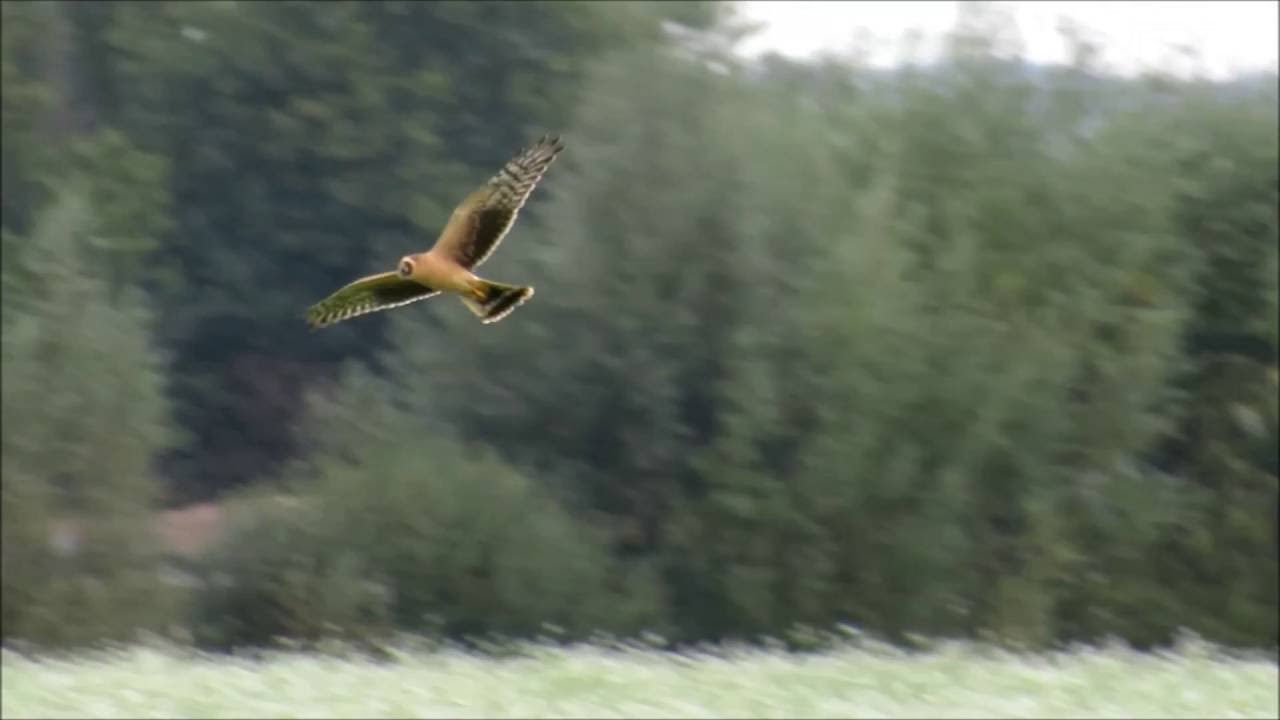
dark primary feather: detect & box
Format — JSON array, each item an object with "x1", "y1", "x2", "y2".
[
  {"x1": 306, "y1": 271, "x2": 441, "y2": 329},
  {"x1": 439, "y1": 134, "x2": 565, "y2": 269}
]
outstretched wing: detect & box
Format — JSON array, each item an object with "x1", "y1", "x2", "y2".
[
  {"x1": 306, "y1": 271, "x2": 440, "y2": 329},
  {"x1": 431, "y1": 134, "x2": 565, "y2": 269}
]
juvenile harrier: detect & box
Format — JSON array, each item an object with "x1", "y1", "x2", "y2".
[{"x1": 306, "y1": 135, "x2": 565, "y2": 329}]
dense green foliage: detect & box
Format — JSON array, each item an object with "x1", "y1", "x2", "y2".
[
  {"x1": 2, "y1": 191, "x2": 181, "y2": 646},
  {"x1": 2, "y1": 1, "x2": 1275, "y2": 653}
]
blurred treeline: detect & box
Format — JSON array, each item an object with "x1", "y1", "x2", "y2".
[{"x1": 2, "y1": 0, "x2": 1276, "y2": 654}]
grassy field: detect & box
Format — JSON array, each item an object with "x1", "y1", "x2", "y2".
[{"x1": 3, "y1": 638, "x2": 1276, "y2": 719}]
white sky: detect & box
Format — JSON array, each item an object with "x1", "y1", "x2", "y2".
[{"x1": 735, "y1": 1, "x2": 1279, "y2": 78}]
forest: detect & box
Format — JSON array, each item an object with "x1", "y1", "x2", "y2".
[{"x1": 2, "y1": 0, "x2": 1277, "y2": 654}]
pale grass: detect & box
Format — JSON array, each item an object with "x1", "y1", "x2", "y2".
[{"x1": 2, "y1": 638, "x2": 1276, "y2": 719}]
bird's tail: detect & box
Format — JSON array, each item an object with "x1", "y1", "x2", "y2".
[{"x1": 461, "y1": 278, "x2": 534, "y2": 324}]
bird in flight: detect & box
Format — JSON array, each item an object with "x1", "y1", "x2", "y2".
[{"x1": 306, "y1": 135, "x2": 565, "y2": 329}]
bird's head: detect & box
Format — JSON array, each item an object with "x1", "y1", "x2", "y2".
[{"x1": 397, "y1": 256, "x2": 415, "y2": 279}]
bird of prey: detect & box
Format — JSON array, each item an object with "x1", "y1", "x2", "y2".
[{"x1": 306, "y1": 135, "x2": 565, "y2": 329}]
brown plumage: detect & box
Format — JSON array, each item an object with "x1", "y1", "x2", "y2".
[{"x1": 306, "y1": 135, "x2": 565, "y2": 329}]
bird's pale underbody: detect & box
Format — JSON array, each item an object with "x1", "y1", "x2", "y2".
[{"x1": 305, "y1": 135, "x2": 565, "y2": 329}]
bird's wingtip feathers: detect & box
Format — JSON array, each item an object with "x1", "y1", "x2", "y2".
[{"x1": 532, "y1": 133, "x2": 565, "y2": 154}]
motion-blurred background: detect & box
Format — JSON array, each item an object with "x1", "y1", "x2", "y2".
[{"x1": 2, "y1": 0, "x2": 1276, "y2": 655}]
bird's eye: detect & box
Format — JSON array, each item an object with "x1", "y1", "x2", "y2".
[{"x1": 399, "y1": 260, "x2": 413, "y2": 277}]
